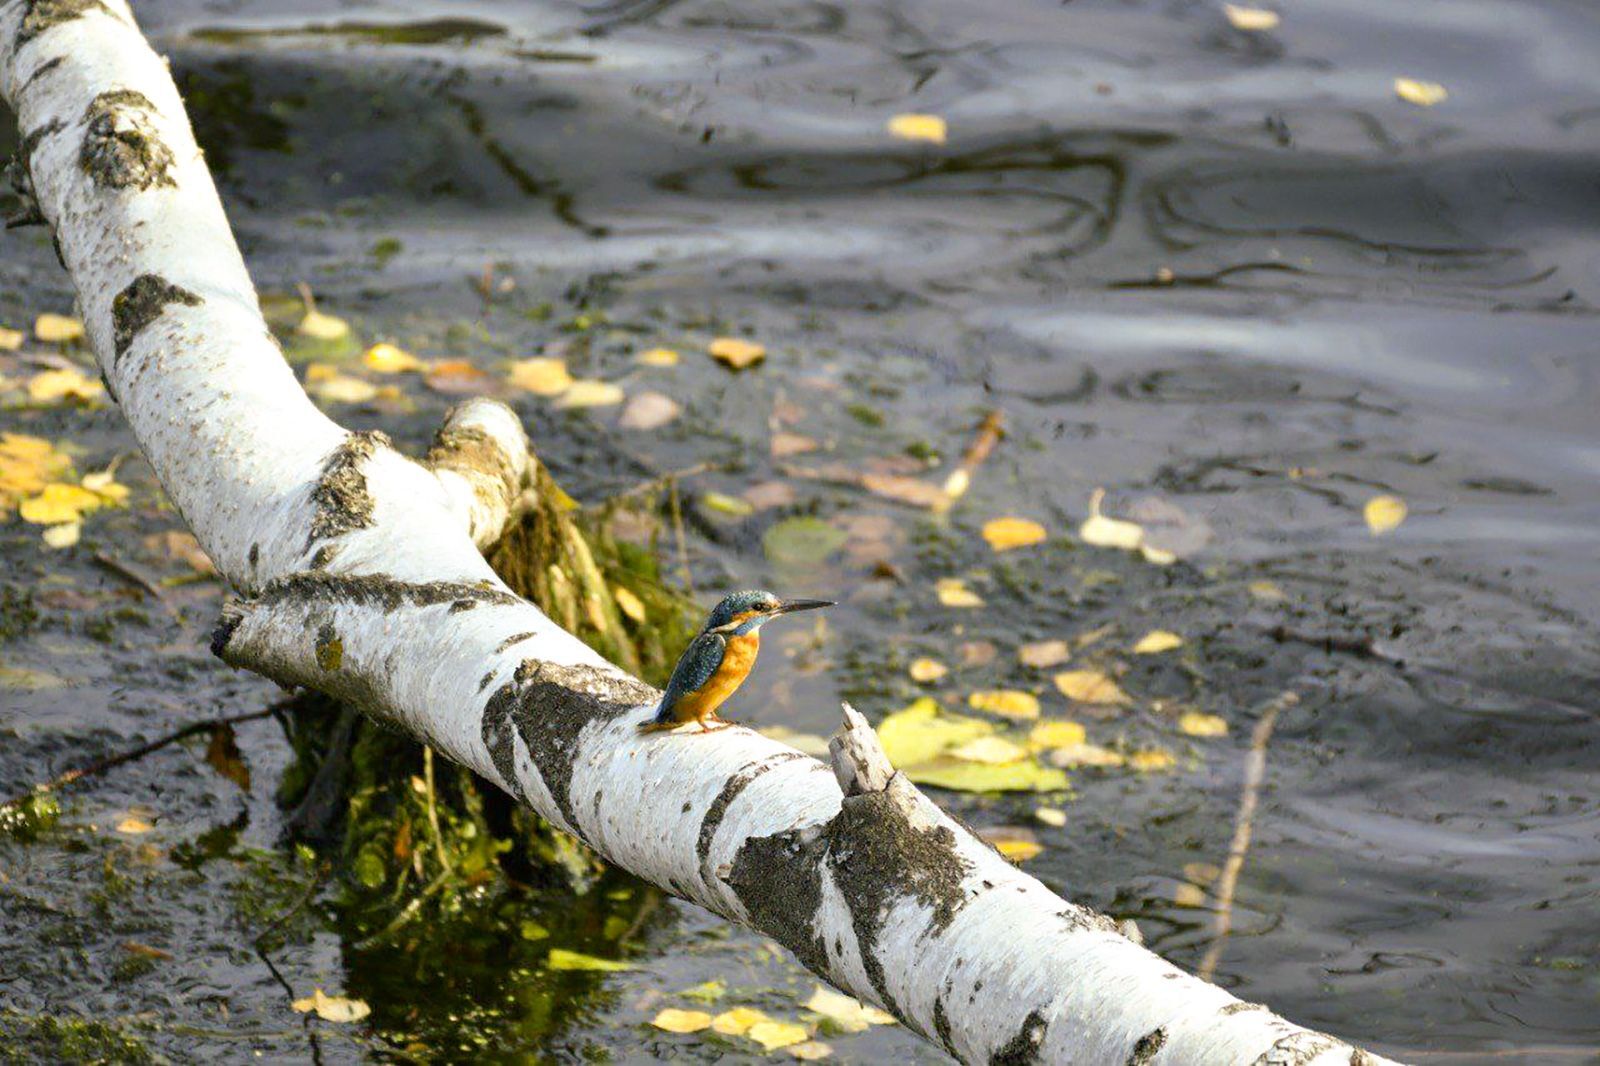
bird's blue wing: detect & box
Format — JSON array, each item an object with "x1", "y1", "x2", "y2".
[{"x1": 653, "y1": 631, "x2": 727, "y2": 723}]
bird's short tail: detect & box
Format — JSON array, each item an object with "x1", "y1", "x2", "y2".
[{"x1": 638, "y1": 697, "x2": 675, "y2": 733}]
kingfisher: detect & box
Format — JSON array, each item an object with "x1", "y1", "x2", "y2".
[{"x1": 641, "y1": 590, "x2": 833, "y2": 733}]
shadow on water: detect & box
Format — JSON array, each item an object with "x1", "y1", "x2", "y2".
[{"x1": 4, "y1": 0, "x2": 1600, "y2": 1061}]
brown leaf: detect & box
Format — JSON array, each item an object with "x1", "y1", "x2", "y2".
[
  {"x1": 771, "y1": 432, "x2": 819, "y2": 458},
  {"x1": 862, "y1": 473, "x2": 948, "y2": 509},
  {"x1": 205, "y1": 723, "x2": 251, "y2": 792},
  {"x1": 425, "y1": 359, "x2": 496, "y2": 395}
]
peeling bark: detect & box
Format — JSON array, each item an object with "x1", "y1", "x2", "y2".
[{"x1": 0, "y1": 3, "x2": 1402, "y2": 1064}]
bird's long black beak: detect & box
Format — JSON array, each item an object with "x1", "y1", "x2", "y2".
[{"x1": 771, "y1": 598, "x2": 834, "y2": 615}]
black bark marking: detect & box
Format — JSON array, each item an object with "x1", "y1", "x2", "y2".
[
  {"x1": 425, "y1": 423, "x2": 521, "y2": 507},
  {"x1": 932, "y1": 996, "x2": 957, "y2": 1058},
  {"x1": 20, "y1": 55, "x2": 63, "y2": 93},
  {"x1": 248, "y1": 543, "x2": 260, "y2": 568},
  {"x1": 81, "y1": 89, "x2": 176, "y2": 190},
  {"x1": 111, "y1": 273, "x2": 201, "y2": 363},
  {"x1": 478, "y1": 658, "x2": 656, "y2": 828},
  {"x1": 726, "y1": 821, "x2": 830, "y2": 976},
  {"x1": 1126, "y1": 1026, "x2": 1167, "y2": 1066},
  {"x1": 19, "y1": 0, "x2": 111, "y2": 43},
  {"x1": 247, "y1": 572, "x2": 519, "y2": 615},
  {"x1": 989, "y1": 1009, "x2": 1048, "y2": 1066},
  {"x1": 1249, "y1": 1032, "x2": 1340, "y2": 1066},
  {"x1": 7, "y1": 119, "x2": 63, "y2": 229},
  {"x1": 1221, "y1": 1001, "x2": 1267, "y2": 1015},
  {"x1": 307, "y1": 431, "x2": 389, "y2": 548},
  {"x1": 314, "y1": 623, "x2": 342, "y2": 671},
  {"x1": 696, "y1": 752, "x2": 808, "y2": 885},
  {"x1": 495, "y1": 631, "x2": 536, "y2": 653}
]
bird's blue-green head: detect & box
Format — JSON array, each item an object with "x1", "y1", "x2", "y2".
[{"x1": 704, "y1": 589, "x2": 833, "y2": 636}]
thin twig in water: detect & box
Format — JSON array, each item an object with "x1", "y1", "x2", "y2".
[
  {"x1": 1197, "y1": 691, "x2": 1297, "y2": 983},
  {"x1": 253, "y1": 862, "x2": 331, "y2": 1066},
  {"x1": 667, "y1": 476, "x2": 694, "y2": 597},
  {"x1": 0, "y1": 705, "x2": 283, "y2": 812},
  {"x1": 585, "y1": 461, "x2": 717, "y2": 510},
  {"x1": 422, "y1": 745, "x2": 453, "y2": 876},
  {"x1": 92, "y1": 551, "x2": 174, "y2": 615}
]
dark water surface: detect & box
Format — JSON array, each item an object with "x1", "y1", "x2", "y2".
[{"x1": 3, "y1": 0, "x2": 1600, "y2": 1061}]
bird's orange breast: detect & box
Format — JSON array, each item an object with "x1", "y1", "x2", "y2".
[{"x1": 673, "y1": 631, "x2": 759, "y2": 722}]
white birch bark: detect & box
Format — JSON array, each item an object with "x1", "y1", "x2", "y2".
[{"x1": 0, "y1": 3, "x2": 1399, "y2": 1063}]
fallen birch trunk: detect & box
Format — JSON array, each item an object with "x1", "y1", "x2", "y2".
[{"x1": 1, "y1": 3, "x2": 1398, "y2": 1062}]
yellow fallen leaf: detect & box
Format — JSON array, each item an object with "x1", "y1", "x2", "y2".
[
  {"x1": 1178, "y1": 711, "x2": 1228, "y2": 738},
  {"x1": 948, "y1": 735, "x2": 1030, "y2": 765},
  {"x1": 42, "y1": 521, "x2": 80, "y2": 549},
  {"x1": 34, "y1": 313, "x2": 84, "y2": 343},
  {"x1": 1173, "y1": 882, "x2": 1207, "y2": 908},
  {"x1": 637, "y1": 347, "x2": 680, "y2": 367},
  {"x1": 82, "y1": 465, "x2": 130, "y2": 505},
  {"x1": 362, "y1": 342, "x2": 425, "y2": 373},
  {"x1": 1078, "y1": 488, "x2": 1144, "y2": 550},
  {"x1": 1139, "y1": 544, "x2": 1178, "y2": 566},
  {"x1": 788, "y1": 1042, "x2": 833, "y2": 1061},
  {"x1": 1184, "y1": 861, "x2": 1222, "y2": 885},
  {"x1": 1132, "y1": 630, "x2": 1183, "y2": 654},
  {"x1": 554, "y1": 379, "x2": 624, "y2": 409},
  {"x1": 116, "y1": 816, "x2": 152, "y2": 834},
  {"x1": 747, "y1": 1021, "x2": 810, "y2": 1051},
  {"x1": 308, "y1": 375, "x2": 378, "y2": 405},
  {"x1": 703, "y1": 491, "x2": 755, "y2": 517},
  {"x1": 803, "y1": 987, "x2": 896, "y2": 1034},
  {"x1": 1046, "y1": 742, "x2": 1125, "y2": 769},
  {"x1": 942, "y1": 467, "x2": 971, "y2": 500},
  {"x1": 681, "y1": 979, "x2": 727, "y2": 1002},
  {"x1": 877, "y1": 697, "x2": 993, "y2": 768},
  {"x1": 546, "y1": 948, "x2": 634, "y2": 971},
  {"x1": 712, "y1": 1007, "x2": 771, "y2": 1035},
  {"x1": 508, "y1": 357, "x2": 574, "y2": 396},
  {"x1": 1364, "y1": 494, "x2": 1407, "y2": 535},
  {"x1": 935, "y1": 578, "x2": 984, "y2": 608},
  {"x1": 1224, "y1": 4, "x2": 1280, "y2": 30},
  {"x1": 291, "y1": 988, "x2": 371, "y2": 1023},
  {"x1": 1053, "y1": 669, "x2": 1130, "y2": 706},
  {"x1": 1128, "y1": 749, "x2": 1176, "y2": 772},
  {"x1": 0, "y1": 326, "x2": 23, "y2": 350},
  {"x1": 708, "y1": 337, "x2": 766, "y2": 370},
  {"x1": 28, "y1": 368, "x2": 103, "y2": 404},
  {"x1": 1034, "y1": 806, "x2": 1067, "y2": 828},
  {"x1": 1027, "y1": 720, "x2": 1086, "y2": 751},
  {"x1": 425, "y1": 359, "x2": 495, "y2": 395},
  {"x1": 613, "y1": 585, "x2": 646, "y2": 624},
  {"x1": 967, "y1": 689, "x2": 1041, "y2": 720},
  {"x1": 651, "y1": 1009, "x2": 712, "y2": 1034},
  {"x1": 1395, "y1": 77, "x2": 1447, "y2": 107},
  {"x1": 770, "y1": 432, "x2": 819, "y2": 458},
  {"x1": 994, "y1": 837, "x2": 1043, "y2": 862},
  {"x1": 20, "y1": 483, "x2": 105, "y2": 525},
  {"x1": 1248, "y1": 580, "x2": 1286, "y2": 603},
  {"x1": 905, "y1": 757, "x2": 1068, "y2": 793},
  {"x1": 982, "y1": 516, "x2": 1047, "y2": 552},
  {"x1": 887, "y1": 113, "x2": 947, "y2": 144},
  {"x1": 1018, "y1": 640, "x2": 1071, "y2": 668},
  {"x1": 908, "y1": 658, "x2": 948, "y2": 683}
]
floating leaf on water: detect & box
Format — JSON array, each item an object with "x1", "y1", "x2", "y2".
[
  {"x1": 1172, "y1": 882, "x2": 1207, "y2": 908},
  {"x1": 1053, "y1": 669, "x2": 1130, "y2": 706},
  {"x1": 982, "y1": 516, "x2": 1047, "y2": 552},
  {"x1": 613, "y1": 585, "x2": 647, "y2": 624},
  {"x1": 308, "y1": 374, "x2": 378, "y2": 405},
  {"x1": 291, "y1": 989, "x2": 371, "y2": 1023},
  {"x1": 20, "y1": 483, "x2": 105, "y2": 525},
  {"x1": 0, "y1": 326, "x2": 23, "y2": 350},
  {"x1": 1248, "y1": 580, "x2": 1286, "y2": 603},
  {"x1": 959, "y1": 640, "x2": 998, "y2": 667},
  {"x1": 121, "y1": 941, "x2": 172, "y2": 961},
  {"x1": 34, "y1": 313, "x2": 84, "y2": 343},
  {"x1": 905, "y1": 757, "x2": 1067, "y2": 793},
  {"x1": 804, "y1": 986, "x2": 897, "y2": 1033},
  {"x1": 508, "y1": 357, "x2": 574, "y2": 396},
  {"x1": 967, "y1": 689, "x2": 1040, "y2": 720},
  {"x1": 981, "y1": 827, "x2": 1043, "y2": 862},
  {"x1": 651, "y1": 1009, "x2": 712, "y2": 1034},
  {"x1": 747, "y1": 1021, "x2": 810, "y2": 1051},
  {"x1": 1018, "y1": 640, "x2": 1070, "y2": 668},
  {"x1": 1224, "y1": 4, "x2": 1280, "y2": 30},
  {"x1": 116, "y1": 816, "x2": 153, "y2": 834},
  {"x1": 145, "y1": 530, "x2": 215, "y2": 574},
  {"x1": 1027, "y1": 720, "x2": 1086, "y2": 751},
  {"x1": 1078, "y1": 488, "x2": 1144, "y2": 550},
  {"x1": 205, "y1": 723, "x2": 251, "y2": 792},
  {"x1": 295, "y1": 303, "x2": 349, "y2": 341},
  {"x1": 1046, "y1": 742, "x2": 1125, "y2": 769},
  {"x1": 1364, "y1": 494, "x2": 1407, "y2": 534},
  {"x1": 554, "y1": 379, "x2": 624, "y2": 409},
  {"x1": 1034, "y1": 806, "x2": 1068, "y2": 828},
  {"x1": 27, "y1": 368, "x2": 103, "y2": 404},
  {"x1": 680, "y1": 979, "x2": 727, "y2": 1003},
  {"x1": 520, "y1": 920, "x2": 550, "y2": 941},
  {"x1": 1184, "y1": 861, "x2": 1222, "y2": 885},
  {"x1": 1139, "y1": 544, "x2": 1178, "y2": 566},
  {"x1": 41, "y1": 522, "x2": 80, "y2": 549},
  {"x1": 0, "y1": 433, "x2": 70, "y2": 511},
  {"x1": 637, "y1": 346, "x2": 680, "y2": 367},
  {"x1": 771, "y1": 432, "x2": 819, "y2": 458},
  {"x1": 763, "y1": 516, "x2": 847, "y2": 566},
  {"x1": 1128, "y1": 749, "x2": 1176, "y2": 773},
  {"x1": 712, "y1": 1007, "x2": 771, "y2": 1035},
  {"x1": 703, "y1": 491, "x2": 756, "y2": 517},
  {"x1": 547, "y1": 948, "x2": 634, "y2": 972},
  {"x1": 1178, "y1": 711, "x2": 1228, "y2": 738},
  {"x1": 362, "y1": 342, "x2": 425, "y2": 373},
  {"x1": 862, "y1": 472, "x2": 948, "y2": 509},
  {"x1": 877, "y1": 697, "x2": 993, "y2": 768},
  {"x1": 941, "y1": 467, "x2": 970, "y2": 500},
  {"x1": 887, "y1": 113, "x2": 948, "y2": 144},
  {"x1": 81, "y1": 465, "x2": 129, "y2": 505},
  {"x1": 1394, "y1": 77, "x2": 1447, "y2": 106},
  {"x1": 935, "y1": 577, "x2": 983, "y2": 608},
  {"x1": 618, "y1": 391, "x2": 681, "y2": 430},
  {"x1": 788, "y1": 1042, "x2": 833, "y2": 1061},
  {"x1": 908, "y1": 658, "x2": 948, "y2": 683},
  {"x1": 949, "y1": 735, "x2": 1030, "y2": 764},
  {"x1": 744, "y1": 480, "x2": 798, "y2": 511},
  {"x1": 425, "y1": 359, "x2": 496, "y2": 395},
  {"x1": 1132, "y1": 630, "x2": 1184, "y2": 654},
  {"x1": 708, "y1": 337, "x2": 766, "y2": 369}
]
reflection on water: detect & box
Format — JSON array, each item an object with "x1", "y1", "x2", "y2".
[{"x1": 3, "y1": 0, "x2": 1600, "y2": 1061}]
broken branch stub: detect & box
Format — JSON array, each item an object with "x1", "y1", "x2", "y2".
[{"x1": 0, "y1": 2, "x2": 1399, "y2": 1063}]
